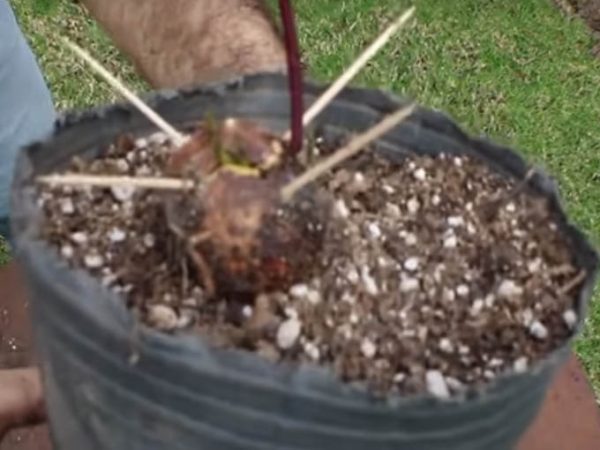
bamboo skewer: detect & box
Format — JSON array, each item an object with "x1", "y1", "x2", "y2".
[
  {"x1": 281, "y1": 103, "x2": 416, "y2": 201},
  {"x1": 37, "y1": 174, "x2": 195, "y2": 191},
  {"x1": 63, "y1": 39, "x2": 187, "y2": 147}
]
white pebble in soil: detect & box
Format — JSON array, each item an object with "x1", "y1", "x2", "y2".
[
  {"x1": 277, "y1": 318, "x2": 302, "y2": 350},
  {"x1": 443, "y1": 234, "x2": 458, "y2": 249},
  {"x1": 385, "y1": 203, "x2": 401, "y2": 218},
  {"x1": 70, "y1": 231, "x2": 88, "y2": 245},
  {"x1": 426, "y1": 370, "x2": 450, "y2": 399},
  {"x1": 303, "y1": 342, "x2": 320, "y2": 361},
  {"x1": 407, "y1": 197, "x2": 420, "y2": 214},
  {"x1": 562, "y1": 309, "x2": 578, "y2": 330},
  {"x1": 528, "y1": 320, "x2": 549, "y2": 340},
  {"x1": 108, "y1": 228, "x2": 127, "y2": 243},
  {"x1": 242, "y1": 305, "x2": 253, "y2": 319},
  {"x1": 360, "y1": 338, "x2": 377, "y2": 359},
  {"x1": 361, "y1": 267, "x2": 379, "y2": 296},
  {"x1": 400, "y1": 276, "x2": 420, "y2": 293},
  {"x1": 366, "y1": 222, "x2": 382, "y2": 240},
  {"x1": 84, "y1": 254, "x2": 104, "y2": 269},
  {"x1": 147, "y1": 305, "x2": 178, "y2": 331},
  {"x1": 456, "y1": 284, "x2": 470, "y2": 297},
  {"x1": 431, "y1": 194, "x2": 441, "y2": 206},
  {"x1": 59, "y1": 198, "x2": 75, "y2": 215},
  {"x1": 143, "y1": 233, "x2": 156, "y2": 248},
  {"x1": 334, "y1": 199, "x2": 350, "y2": 219},
  {"x1": 289, "y1": 283, "x2": 309, "y2": 299},
  {"x1": 403, "y1": 257, "x2": 420, "y2": 272},
  {"x1": 513, "y1": 357, "x2": 529, "y2": 373},
  {"x1": 345, "y1": 266, "x2": 360, "y2": 285},
  {"x1": 284, "y1": 307, "x2": 299, "y2": 320},
  {"x1": 111, "y1": 185, "x2": 136, "y2": 203},
  {"x1": 61, "y1": 245, "x2": 74, "y2": 259},
  {"x1": 505, "y1": 202, "x2": 517, "y2": 213},
  {"x1": 447, "y1": 216, "x2": 464, "y2": 227},
  {"x1": 413, "y1": 167, "x2": 427, "y2": 181},
  {"x1": 497, "y1": 279, "x2": 524, "y2": 299},
  {"x1": 470, "y1": 299, "x2": 484, "y2": 316},
  {"x1": 404, "y1": 233, "x2": 418, "y2": 246},
  {"x1": 438, "y1": 338, "x2": 454, "y2": 354}
]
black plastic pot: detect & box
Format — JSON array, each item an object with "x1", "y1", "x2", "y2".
[{"x1": 11, "y1": 74, "x2": 599, "y2": 450}]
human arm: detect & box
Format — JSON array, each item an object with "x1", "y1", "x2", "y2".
[{"x1": 80, "y1": 0, "x2": 286, "y2": 88}]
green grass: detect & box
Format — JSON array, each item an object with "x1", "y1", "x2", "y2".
[{"x1": 6, "y1": 0, "x2": 600, "y2": 389}]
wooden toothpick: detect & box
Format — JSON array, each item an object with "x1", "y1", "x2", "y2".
[
  {"x1": 283, "y1": 6, "x2": 415, "y2": 140},
  {"x1": 37, "y1": 173, "x2": 195, "y2": 191},
  {"x1": 281, "y1": 103, "x2": 416, "y2": 201},
  {"x1": 63, "y1": 39, "x2": 187, "y2": 147}
]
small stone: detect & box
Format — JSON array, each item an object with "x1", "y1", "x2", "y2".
[
  {"x1": 562, "y1": 310, "x2": 578, "y2": 330},
  {"x1": 484, "y1": 370, "x2": 496, "y2": 380},
  {"x1": 413, "y1": 167, "x2": 427, "y2": 181},
  {"x1": 484, "y1": 294, "x2": 496, "y2": 308},
  {"x1": 367, "y1": 222, "x2": 382, "y2": 240},
  {"x1": 470, "y1": 299, "x2": 484, "y2": 316},
  {"x1": 242, "y1": 305, "x2": 253, "y2": 318},
  {"x1": 361, "y1": 267, "x2": 379, "y2": 296},
  {"x1": 334, "y1": 199, "x2": 350, "y2": 219},
  {"x1": 426, "y1": 370, "x2": 450, "y2": 399},
  {"x1": 529, "y1": 320, "x2": 549, "y2": 340},
  {"x1": 403, "y1": 257, "x2": 420, "y2": 272},
  {"x1": 489, "y1": 358, "x2": 504, "y2": 368},
  {"x1": 513, "y1": 357, "x2": 529, "y2": 373},
  {"x1": 443, "y1": 235, "x2": 458, "y2": 249},
  {"x1": 276, "y1": 319, "x2": 302, "y2": 350},
  {"x1": 456, "y1": 284, "x2": 470, "y2": 297},
  {"x1": 147, "y1": 305, "x2": 178, "y2": 331},
  {"x1": 407, "y1": 197, "x2": 420, "y2": 214},
  {"x1": 290, "y1": 284, "x2": 309, "y2": 299},
  {"x1": 458, "y1": 345, "x2": 470, "y2": 355},
  {"x1": 349, "y1": 312, "x2": 359, "y2": 324},
  {"x1": 443, "y1": 288, "x2": 456, "y2": 302},
  {"x1": 360, "y1": 338, "x2": 377, "y2": 358},
  {"x1": 393, "y1": 373, "x2": 406, "y2": 384},
  {"x1": 306, "y1": 289, "x2": 322, "y2": 305},
  {"x1": 346, "y1": 266, "x2": 360, "y2": 284},
  {"x1": 135, "y1": 137, "x2": 148, "y2": 148},
  {"x1": 143, "y1": 233, "x2": 156, "y2": 248},
  {"x1": 521, "y1": 308, "x2": 534, "y2": 326},
  {"x1": 527, "y1": 258, "x2": 543, "y2": 273},
  {"x1": 60, "y1": 245, "x2": 74, "y2": 259},
  {"x1": 108, "y1": 228, "x2": 127, "y2": 243},
  {"x1": 84, "y1": 254, "x2": 104, "y2": 269},
  {"x1": 111, "y1": 185, "x2": 135, "y2": 202},
  {"x1": 176, "y1": 309, "x2": 196, "y2": 329},
  {"x1": 445, "y1": 377, "x2": 464, "y2": 392},
  {"x1": 400, "y1": 277, "x2": 420, "y2": 293},
  {"x1": 284, "y1": 307, "x2": 298, "y2": 320},
  {"x1": 505, "y1": 202, "x2": 517, "y2": 213},
  {"x1": 59, "y1": 198, "x2": 75, "y2": 215},
  {"x1": 447, "y1": 216, "x2": 464, "y2": 227},
  {"x1": 439, "y1": 338, "x2": 454, "y2": 354},
  {"x1": 404, "y1": 233, "x2": 418, "y2": 246},
  {"x1": 115, "y1": 159, "x2": 130, "y2": 173},
  {"x1": 304, "y1": 342, "x2": 320, "y2": 361},
  {"x1": 382, "y1": 184, "x2": 395, "y2": 194},
  {"x1": 385, "y1": 202, "x2": 401, "y2": 218},
  {"x1": 466, "y1": 222, "x2": 476, "y2": 235},
  {"x1": 70, "y1": 231, "x2": 88, "y2": 245},
  {"x1": 431, "y1": 194, "x2": 441, "y2": 206},
  {"x1": 453, "y1": 157, "x2": 463, "y2": 167},
  {"x1": 497, "y1": 279, "x2": 524, "y2": 299}
]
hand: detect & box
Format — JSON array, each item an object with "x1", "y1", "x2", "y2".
[{"x1": 0, "y1": 368, "x2": 46, "y2": 440}]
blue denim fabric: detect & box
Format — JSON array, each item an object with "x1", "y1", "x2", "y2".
[{"x1": 0, "y1": 1, "x2": 55, "y2": 241}]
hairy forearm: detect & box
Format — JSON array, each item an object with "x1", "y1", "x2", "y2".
[{"x1": 80, "y1": 0, "x2": 286, "y2": 88}]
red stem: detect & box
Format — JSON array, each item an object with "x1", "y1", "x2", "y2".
[{"x1": 278, "y1": 0, "x2": 303, "y2": 154}]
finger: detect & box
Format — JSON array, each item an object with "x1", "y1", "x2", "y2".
[{"x1": 0, "y1": 368, "x2": 46, "y2": 438}]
